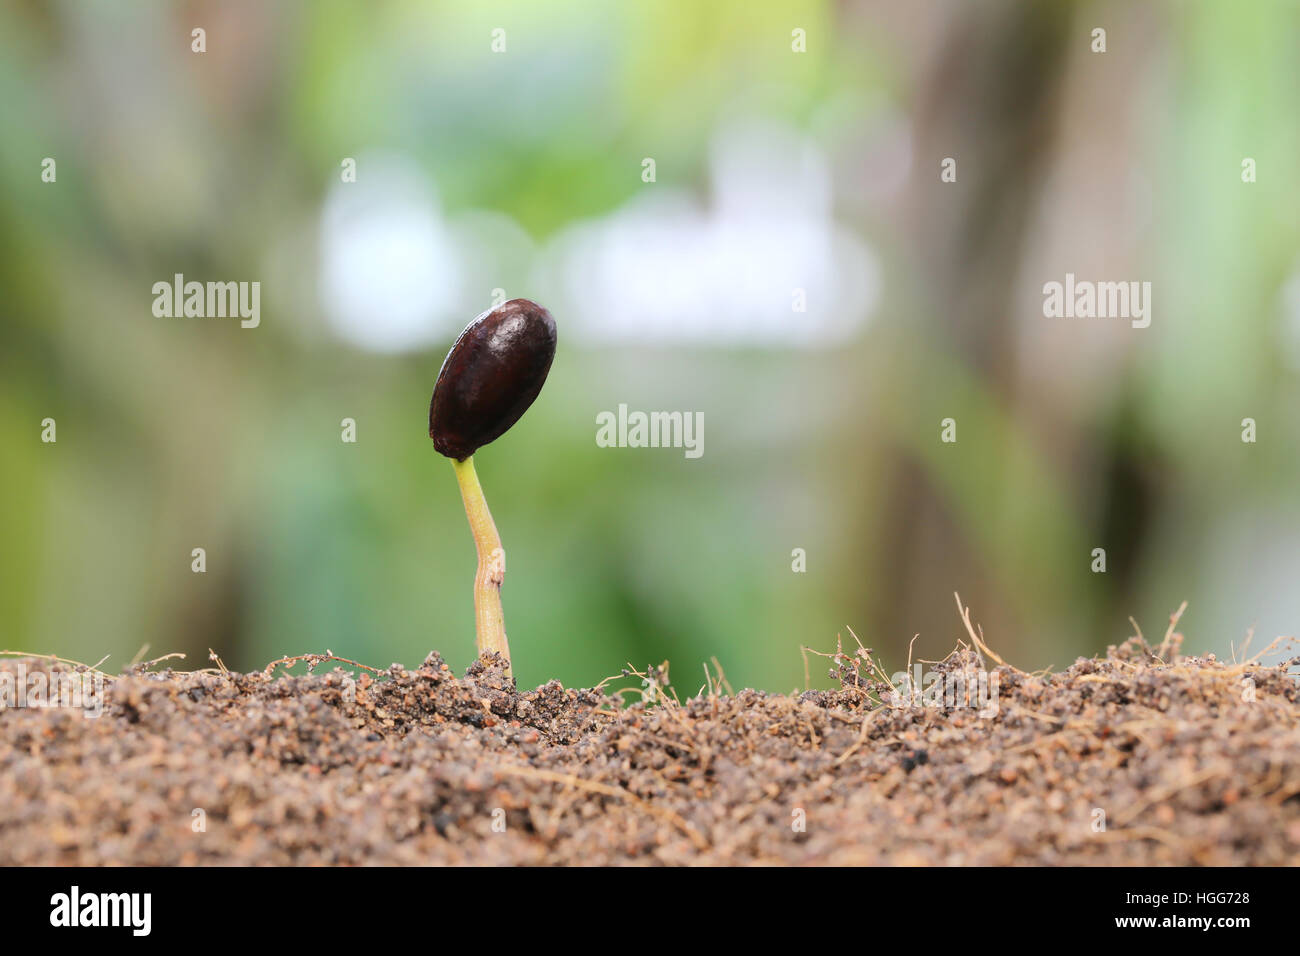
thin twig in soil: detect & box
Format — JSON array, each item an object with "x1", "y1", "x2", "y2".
[
  {"x1": 1231, "y1": 625, "x2": 1255, "y2": 664},
  {"x1": 491, "y1": 764, "x2": 709, "y2": 851},
  {"x1": 846, "y1": 626, "x2": 896, "y2": 686},
  {"x1": 1129, "y1": 616, "x2": 1145, "y2": 645},
  {"x1": 1246, "y1": 634, "x2": 1298, "y2": 664},
  {"x1": 834, "y1": 709, "x2": 887, "y2": 766},
  {"x1": 1155, "y1": 600, "x2": 1188, "y2": 663},
  {"x1": 262, "y1": 651, "x2": 386, "y2": 677},
  {"x1": 700, "y1": 661, "x2": 716, "y2": 700},
  {"x1": 903, "y1": 633, "x2": 919, "y2": 698},
  {"x1": 0, "y1": 650, "x2": 117, "y2": 682},
  {"x1": 709, "y1": 656, "x2": 735, "y2": 696},
  {"x1": 137, "y1": 652, "x2": 187, "y2": 671},
  {"x1": 953, "y1": 592, "x2": 1014, "y2": 670}
]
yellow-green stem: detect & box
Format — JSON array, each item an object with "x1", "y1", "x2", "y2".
[{"x1": 451, "y1": 455, "x2": 509, "y2": 666}]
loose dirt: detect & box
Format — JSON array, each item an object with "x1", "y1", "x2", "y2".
[{"x1": 2, "y1": 630, "x2": 1297, "y2": 865}]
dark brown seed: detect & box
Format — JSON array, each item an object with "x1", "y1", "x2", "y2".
[{"x1": 428, "y1": 299, "x2": 557, "y2": 460}]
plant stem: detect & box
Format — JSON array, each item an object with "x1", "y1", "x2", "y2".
[{"x1": 450, "y1": 455, "x2": 510, "y2": 665}]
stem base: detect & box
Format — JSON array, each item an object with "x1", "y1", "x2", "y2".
[{"x1": 451, "y1": 456, "x2": 510, "y2": 666}]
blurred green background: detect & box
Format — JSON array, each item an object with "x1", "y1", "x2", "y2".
[{"x1": 2, "y1": 0, "x2": 1299, "y2": 692}]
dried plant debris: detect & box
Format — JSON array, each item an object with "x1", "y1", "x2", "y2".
[{"x1": 1, "y1": 635, "x2": 1298, "y2": 865}]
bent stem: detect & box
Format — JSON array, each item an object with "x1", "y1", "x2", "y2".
[{"x1": 450, "y1": 455, "x2": 510, "y2": 666}]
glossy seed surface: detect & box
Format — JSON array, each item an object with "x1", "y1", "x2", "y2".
[{"x1": 429, "y1": 299, "x2": 557, "y2": 460}]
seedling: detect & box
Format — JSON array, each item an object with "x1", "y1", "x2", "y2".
[{"x1": 429, "y1": 298, "x2": 557, "y2": 668}]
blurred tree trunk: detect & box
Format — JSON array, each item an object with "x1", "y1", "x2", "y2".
[{"x1": 873, "y1": 0, "x2": 1075, "y2": 660}]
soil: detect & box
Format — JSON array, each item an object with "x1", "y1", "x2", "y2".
[{"x1": 2, "y1": 633, "x2": 1298, "y2": 865}]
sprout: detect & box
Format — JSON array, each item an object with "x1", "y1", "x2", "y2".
[{"x1": 429, "y1": 299, "x2": 557, "y2": 668}]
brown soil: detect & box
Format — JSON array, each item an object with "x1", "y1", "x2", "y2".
[{"x1": 2, "y1": 633, "x2": 1298, "y2": 865}]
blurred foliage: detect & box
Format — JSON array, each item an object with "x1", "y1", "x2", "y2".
[{"x1": 1, "y1": 0, "x2": 1299, "y2": 692}]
